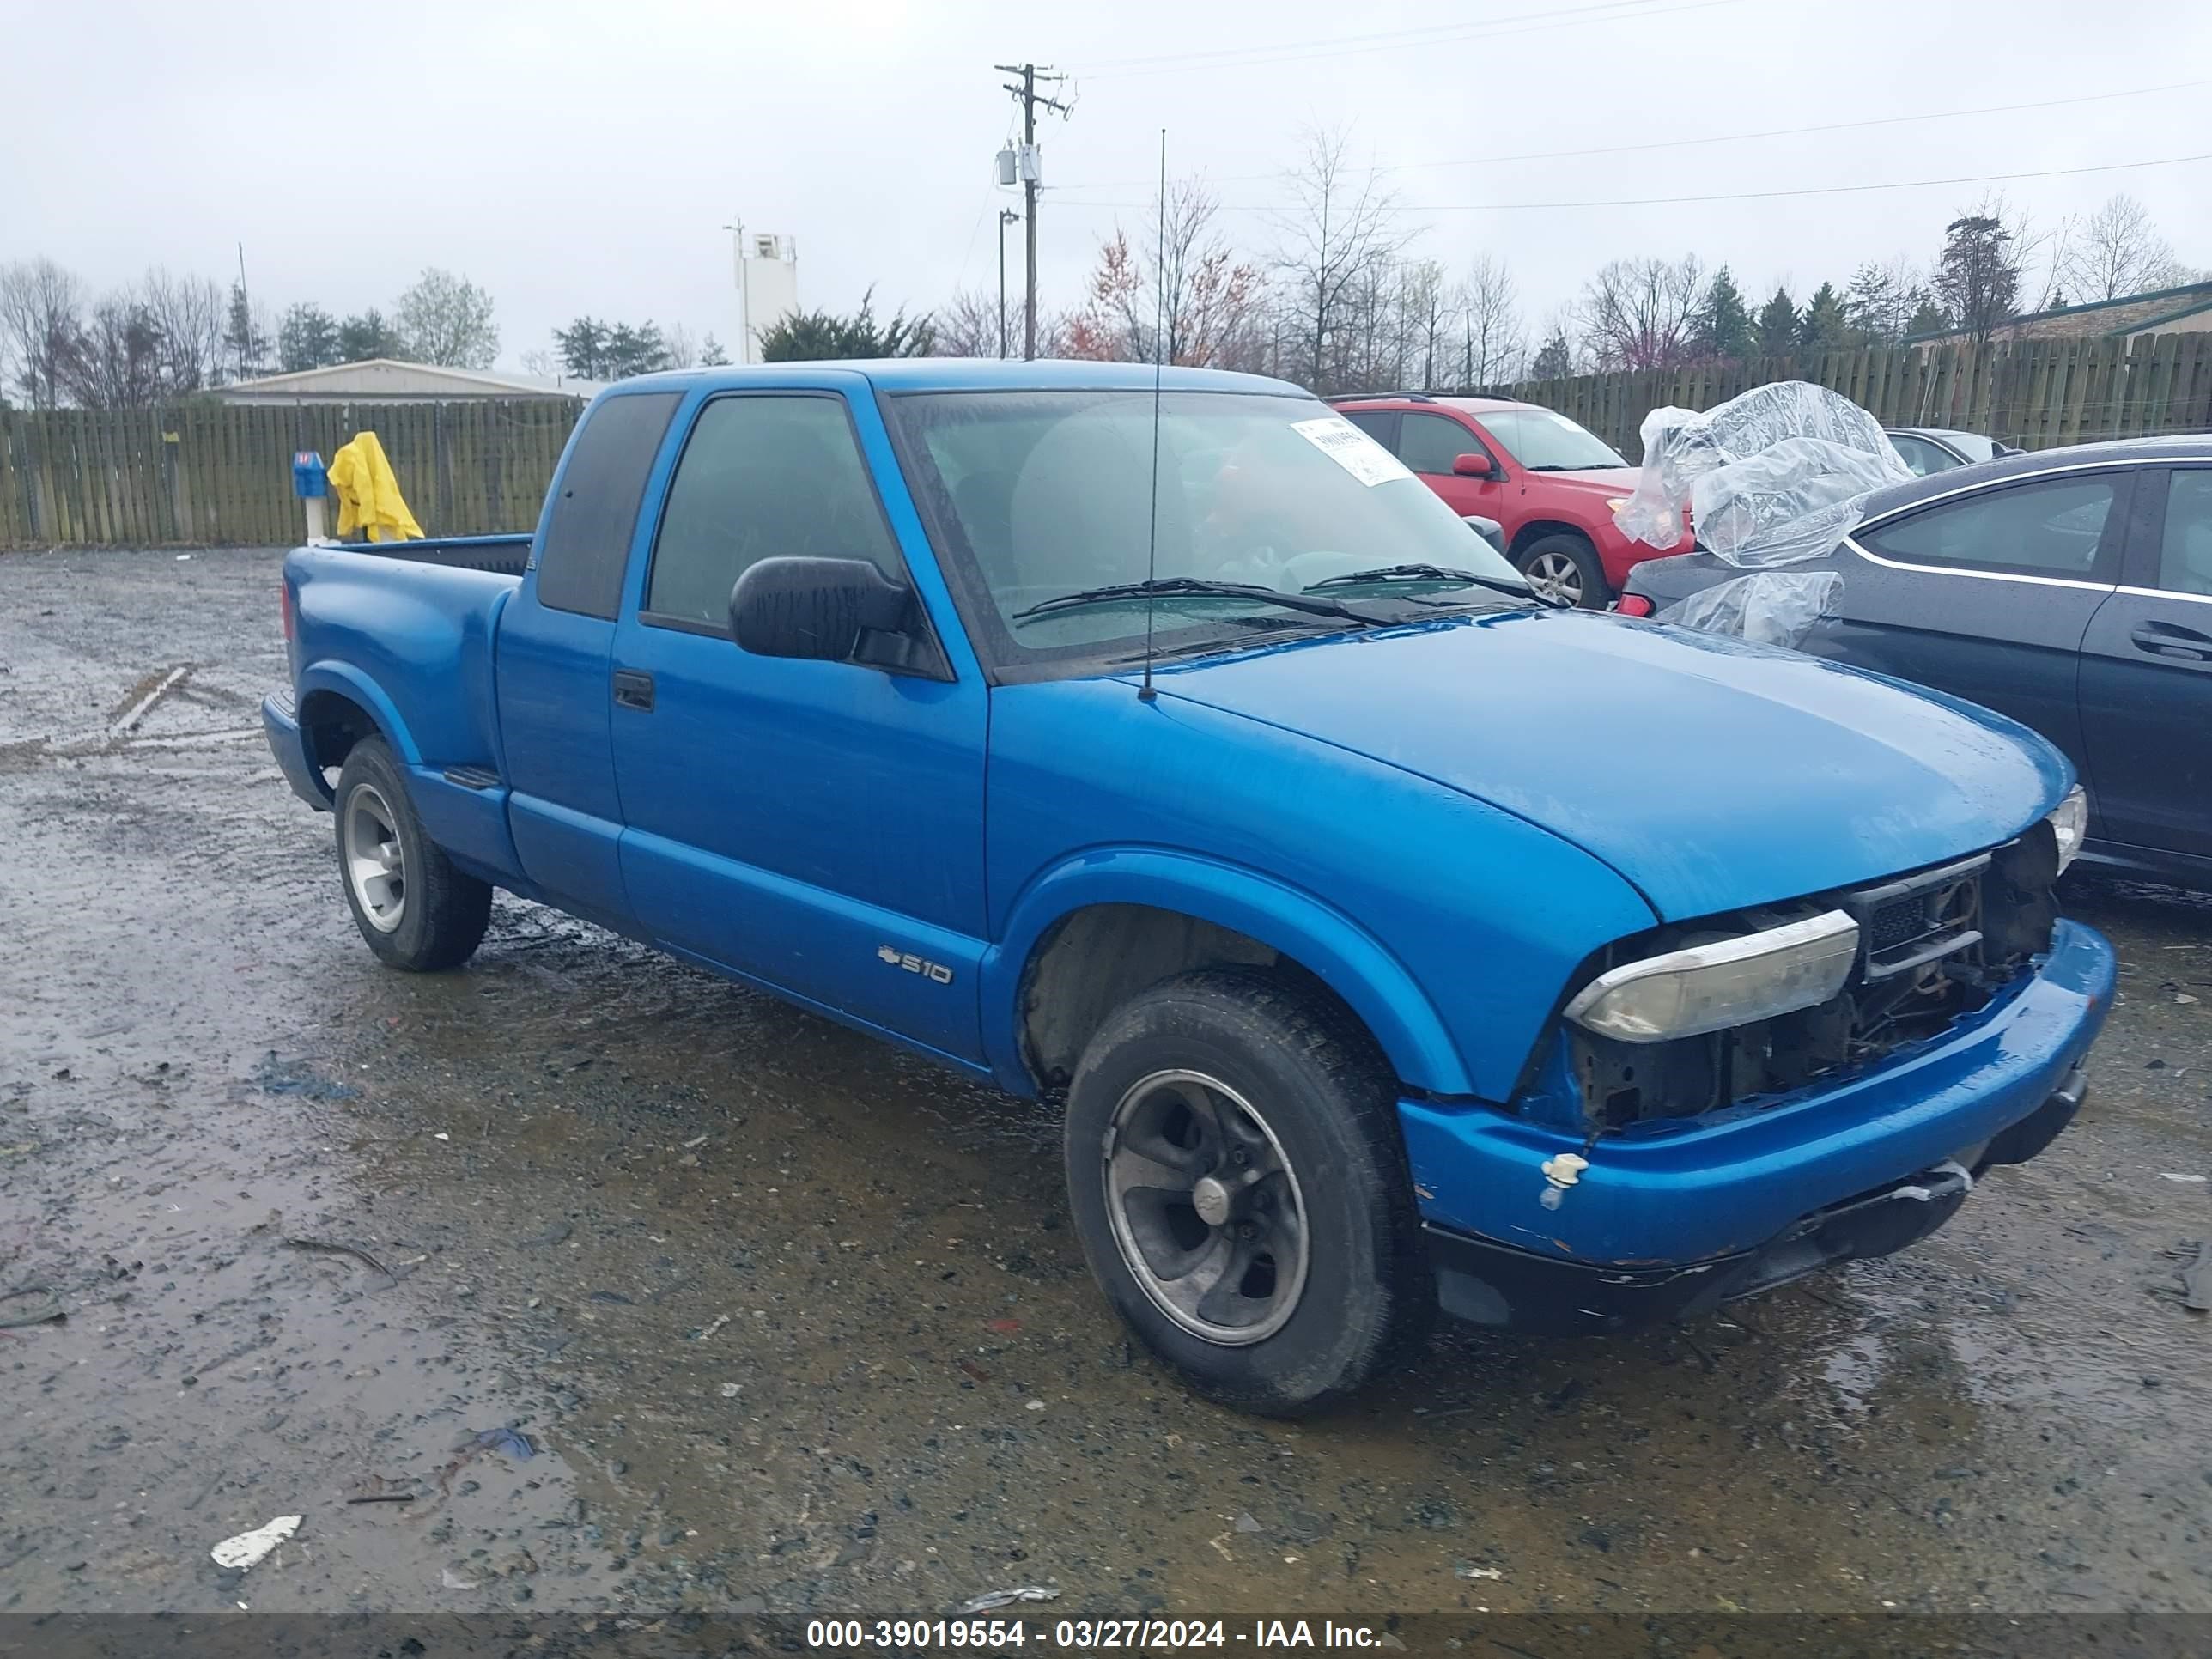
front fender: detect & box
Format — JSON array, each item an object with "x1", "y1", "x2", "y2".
[{"x1": 978, "y1": 847, "x2": 1476, "y2": 1098}]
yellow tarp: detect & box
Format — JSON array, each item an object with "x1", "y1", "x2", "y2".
[{"x1": 328, "y1": 432, "x2": 424, "y2": 543}]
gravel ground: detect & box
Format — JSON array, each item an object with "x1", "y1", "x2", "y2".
[{"x1": 1, "y1": 546, "x2": 2207, "y2": 1626}]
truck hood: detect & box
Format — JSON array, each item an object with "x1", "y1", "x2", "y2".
[{"x1": 1133, "y1": 610, "x2": 2069, "y2": 921}]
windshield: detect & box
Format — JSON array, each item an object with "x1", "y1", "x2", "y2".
[
  {"x1": 890, "y1": 389, "x2": 1528, "y2": 662},
  {"x1": 1477, "y1": 406, "x2": 1628, "y2": 471}
]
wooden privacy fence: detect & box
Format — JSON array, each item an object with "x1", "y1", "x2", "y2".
[
  {"x1": 1487, "y1": 331, "x2": 2212, "y2": 462},
  {"x1": 8, "y1": 334, "x2": 2212, "y2": 548},
  {"x1": 0, "y1": 398, "x2": 582, "y2": 550}
]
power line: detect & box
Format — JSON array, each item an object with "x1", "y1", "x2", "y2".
[
  {"x1": 1082, "y1": 0, "x2": 1686, "y2": 73},
  {"x1": 1049, "y1": 150, "x2": 2212, "y2": 216},
  {"x1": 1058, "y1": 76, "x2": 2212, "y2": 192},
  {"x1": 1081, "y1": 0, "x2": 1748, "y2": 79}
]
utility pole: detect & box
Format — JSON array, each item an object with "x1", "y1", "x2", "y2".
[
  {"x1": 996, "y1": 209, "x2": 1019, "y2": 359},
  {"x1": 994, "y1": 62, "x2": 1070, "y2": 360}
]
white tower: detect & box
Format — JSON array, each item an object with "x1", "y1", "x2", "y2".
[{"x1": 731, "y1": 222, "x2": 799, "y2": 364}]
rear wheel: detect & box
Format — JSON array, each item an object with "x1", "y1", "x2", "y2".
[
  {"x1": 1516, "y1": 532, "x2": 1610, "y2": 609},
  {"x1": 1063, "y1": 969, "x2": 1433, "y2": 1416},
  {"x1": 334, "y1": 738, "x2": 491, "y2": 970}
]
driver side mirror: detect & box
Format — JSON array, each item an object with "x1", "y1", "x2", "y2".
[
  {"x1": 1451, "y1": 452, "x2": 1496, "y2": 478},
  {"x1": 730, "y1": 556, "x2": 914, "y2": 662}
]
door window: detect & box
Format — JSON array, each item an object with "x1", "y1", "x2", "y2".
[
  {"x1": 1341, "y1": 409, "x2": 1397, "y2": 448},
  {"x1": 1858, "y1": 476, "x2": 2119, "y2": 578},
  {"x1": 2156, "y1": 469, "x2": 2212, "y2": 596},
  {"x1": 1887, "y1": 434, "x2": 1954, "y2": 477},
  {"x1": 644, "y1": 394, "x2": 904, "y2": 627},
  {"x1": 1398, "y1": 411, "x2": 1481, "y2": 476}
]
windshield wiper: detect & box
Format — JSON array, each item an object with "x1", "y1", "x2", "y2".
[
  {"x1": 1305, "y1": 564, "x2": 1563, "y2": 608},
  {"x1": 1012, "y1": 576, "x2": 1388, "y2": 625}
]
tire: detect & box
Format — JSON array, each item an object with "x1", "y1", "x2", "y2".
[
  {"x1": 333, "y1": 737, "x2": 492, "y2": 971},
  {"x1": 1516, "y1": 532, "x2": 1611, "y2": 609},
  {"x1": 1063, "y1": 969, "x2": 1434, "y2": 1416}
]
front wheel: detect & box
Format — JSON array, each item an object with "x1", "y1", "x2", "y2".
[
  {"x1": 1516, "y1": 532, "x2": 1611, "y2": 609},
  {"x1": 334, "y1": 738, "x2": 491, "y2": 970},
  {"x1": 1063, "y1": 970, "x2": 1434, "y2": 1416}
]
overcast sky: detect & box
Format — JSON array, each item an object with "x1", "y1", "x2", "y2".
[{"x1": 7, "y1": 0, "x2": 2209, "y2": 368}]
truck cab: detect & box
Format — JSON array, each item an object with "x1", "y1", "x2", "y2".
[{"x1": 265, "y1": 362, "x2": 2113, "y2": 1416}]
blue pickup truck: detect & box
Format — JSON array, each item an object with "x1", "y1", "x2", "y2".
[{"x1": 265, "y1": 361, "x2": 2114, "y2": 1415}]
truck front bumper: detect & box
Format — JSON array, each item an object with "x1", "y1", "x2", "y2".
[
  {"x1": 1401, "y1": 917, "x2": 2114, "y2": 1333},
  {"x1": 263, "y1": 691, "x2": 332, "y2": 810},
  {"x1": 1425, "y1": 1060, "x2": 2084, "y2": 1333}
]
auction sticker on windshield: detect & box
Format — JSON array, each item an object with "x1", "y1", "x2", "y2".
[{"x1": 1291, "y1": 416, "x2": 1414, "y2": 487}]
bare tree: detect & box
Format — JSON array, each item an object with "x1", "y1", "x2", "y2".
[
  {"x1": 1271, "y1": 125, "x2": 1409, "y2": 393},
  {"x1": 1395, "y1": 259, "x2": 1451, "y2": 388},
  {"x1": 66, "y1": 295, "x2": 167, "y2": 409},
  {"x1": 1450, "y1": 254, "x2": 1523, "y2": 386},
  {"x1": 1577, "y1": 254, "x2": 1704, "y2": 371},
  {"x1": 663, "y1": 323, "x2": 699, "y2": 370},
  {"x1": 931, "y1": 289, "x2": 1004, "y2": 357},
  {"x1": 1064, "y1": 179, "x2": 1267, "y2": 369},
  {"x1": 395, "y1": 268, "x2": 500, "y2": 368},
  {"x1": 1842, "y1": 256, "x2": 1932, "y2": 343},
  {"x1": 139, "y1": 268, "x2": 227, "y2": 391},
  {"x1": 2060, "y1": 193, "x2": 2186, "y2": 303},
  {"x1": 0, "y1": 257, "x2": 88, "y2": 408}
]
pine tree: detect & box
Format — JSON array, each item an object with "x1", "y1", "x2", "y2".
[
  {"x1": 699, "y1": 333, "x2": 730, "y2": 366},
  {"x1": 223, "y1": 281, "x2": 270, "y2": 379},
  {"x1": 1797, "y1": 282, "x2": 1850, "y2": 356},
  {"x1": 1529, "y1": 328, "x2": 1573, "y2": 380},
  {"x1": 1905, "y1": 297, "x2": 1950, "y2": 337},
  {"x1": 1690, "y1": 266, "x2": 1753, "y2": 361},
  {"x1": 554, "y1": 317, "x2": 611, "y2": 380},
  {"x1": 1933, "y1": 214, "x2": 2021, "y2": 343},
  {"x1": 1753, "y1": 286, "x2": 1799, "y2": 358},
  {"x1": 276, "y1": 303, "x2": 341, "y2": 373},
  {"x1": 337, "y1": 308, "x2": 404, "y2": 361}
]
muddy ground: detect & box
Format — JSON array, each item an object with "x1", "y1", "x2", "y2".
[{"x1": 1, "y1": 545, "x2": 2207, "y2": 1624}]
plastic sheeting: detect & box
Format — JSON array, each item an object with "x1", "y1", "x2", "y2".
[
  {"x1": 1617, "y1": 381, "x2": 1911, "y2": 647},
  {"x1": 1659, "y1": 570, "x2": 1844, "y2": 649}
]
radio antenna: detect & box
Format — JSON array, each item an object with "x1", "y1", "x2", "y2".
[{"x1": 1138, "y1": 127, "x2": 1167, "y2": 704}]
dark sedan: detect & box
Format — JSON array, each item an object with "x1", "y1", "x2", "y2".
[{"x1": 1620, "y1": 435, "x2": 2212, "y2": 887}]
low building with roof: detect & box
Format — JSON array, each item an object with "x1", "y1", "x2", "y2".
[
  {"x1": 1905, "y1": 281, "x2": 2212, "y2": 349},
  {"x1": 216, "y1": 358, "x2": 604, "y2": 404}
]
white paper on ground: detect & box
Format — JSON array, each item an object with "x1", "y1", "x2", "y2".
[{"x1": 210, "y1": 1515, "x2": 301, "y2": 1570}]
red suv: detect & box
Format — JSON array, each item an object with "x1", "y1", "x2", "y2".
[{"x1": 1331, "y1": 393, "x2": 1693, "y2": 606}]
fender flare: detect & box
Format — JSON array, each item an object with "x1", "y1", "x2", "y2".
[
  {"x1": 979, "y1": 847, "x2": 1475, "y2": 1098},
  {"x1": 294, "y1": 661, "x2": 422, "y2": 769}
]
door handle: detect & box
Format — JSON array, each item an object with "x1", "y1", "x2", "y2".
[
  {"x1": 612, "y1": 668, "x2": 655, "y2": 711},
  {"x1": 2130, "y1": 621, "x2": 2212, "y2": 662}
]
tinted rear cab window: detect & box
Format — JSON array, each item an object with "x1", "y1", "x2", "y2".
[{"x1": 535, "y1": 392, "x2": 682, "y2": 618}]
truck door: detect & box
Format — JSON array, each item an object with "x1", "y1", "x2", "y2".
[
  {"x1": 2076, "y1": 464, "x2": 2212, "y2": 860},
  {"x1": 608, "y1": 387, "x2": 989, "y2": 1064},
  {"x1": 499, "y1": 390, "x2": 684, "y2": 923}
]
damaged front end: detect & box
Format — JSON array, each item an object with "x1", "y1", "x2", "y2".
[{"x1": 1560, "y1": 823, "x2": 2062, "y2": 1131}]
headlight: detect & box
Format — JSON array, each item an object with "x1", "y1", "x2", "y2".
[
  {"x1": 1564, "y1": 909, "x2": 1859, "y2": 1043},
  {"x1": 2047, "y1": 785, "x2": 2087, "y2": 876}
]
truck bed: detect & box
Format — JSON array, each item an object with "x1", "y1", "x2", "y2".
[{"x1": 331, "y1": 532, "x2": 533, "y2": 577}]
